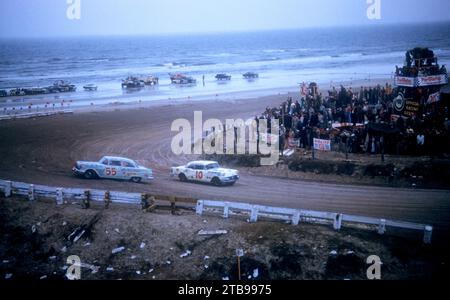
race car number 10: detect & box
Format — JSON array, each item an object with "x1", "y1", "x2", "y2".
[{"x1": 106, "y1": 168, "x2": 117, "y2": 176}]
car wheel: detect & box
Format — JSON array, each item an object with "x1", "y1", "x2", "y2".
[
  {"x1": 131, "y1": 177, "x2": 142, "y2": 183},
  {"x1": 211, "y1": 177, "x2": 222, "y2": 186},
  {"x1": 179, "y1": 173, "x2": 187, "y2": 182},
  {"x1": 84, "y1": 170, "x2": 97, "y2": 180}
]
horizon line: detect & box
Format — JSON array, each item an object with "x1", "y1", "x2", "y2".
[{"x1": 1, "y1": 20, "x2": 449, "y2": 40}]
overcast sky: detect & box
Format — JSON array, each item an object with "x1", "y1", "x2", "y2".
[{"x1": 1, "y1": 0, "x2": 450, "y2": 38}]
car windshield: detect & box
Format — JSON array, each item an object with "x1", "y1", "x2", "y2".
[{"x1": 206, "y1": 163, "x2": 220, "y2": 170}]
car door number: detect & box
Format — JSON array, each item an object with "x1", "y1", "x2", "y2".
[
  {"x1": 106, "y1": 168, "x2": 117, "y2": 176},
  {"x1": 196, "y1": 171, "x2": 204, "y2": 180}
]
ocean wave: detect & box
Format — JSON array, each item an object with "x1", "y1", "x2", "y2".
[
  {"x1": 206, "y1": 53, "x2": 235, "y2": 57},
  {"x1": 263, "y1": 49, "x2": 286, "y2": 53},
  {"x1": 87, "y1": 58, "x2": 110, "y2": 63},
  {"x1": 332, "y1": 53, "x2": 364, "y2": 58}
]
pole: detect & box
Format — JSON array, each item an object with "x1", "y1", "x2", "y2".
[
  {"x1": 237, "y1": 256, "x2": 241, "y2": 281},
  {"x1": 345, "y1": 137, "x2": 349, "y2": 160}
]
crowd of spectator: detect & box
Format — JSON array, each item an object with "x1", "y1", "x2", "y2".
[{"x1": 255, "y1": 83, "x2": 450, "y2": 157}]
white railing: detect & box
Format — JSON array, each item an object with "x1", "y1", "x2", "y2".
[
  {"x1": 0, "y1": 179, "x2": 141, "y2": 205},
  {"x1": 0, "y1": 110, "x2": 74, "y2": 121},
  {"x1": 0, "y1": 179, "x2": 433, "y2": 244},
  {"x1": 195, "y1": 200, "x2": 433, "y2": 244}
]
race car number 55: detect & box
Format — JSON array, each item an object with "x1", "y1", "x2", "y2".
[
  {"x1": 105, "y1": 168, "x2": 117, "y2": 176},
  {"x1": 222, "y1": 285, "x2": 272, "y2": 295}
]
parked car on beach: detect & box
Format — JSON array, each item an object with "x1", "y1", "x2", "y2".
[
  {"x1": 73, "y1": 156, "x2": 153, "y2": 183},
  {"x1": 9, "y1": 88, "x2": 26, "y2": 96},
  {"x1": 169, "y1": 73, "x2": 197, "y2": 84},
  {"x1": 170, "y1": 160, "x2": 239, "y2": 186},
  {"x1": 215, "y1": 73, "x2": 231, "y2": 80},
  {"x1": 243, "y1": 72, "x2": 259, "y2": 79},
  {"x1": 83, "y1": 84, "x2": 98, "y2": 91},
  {"x1": 121, "y1": 76, "x2": 145, "y2": 89}
]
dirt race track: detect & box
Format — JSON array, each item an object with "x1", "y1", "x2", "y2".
[{"x1": 1, "y1": 95, "x2": 450, "y2": 235}]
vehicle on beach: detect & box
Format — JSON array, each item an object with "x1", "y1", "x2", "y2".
[
  {"x1": 141, "y1": 75, "x2": 159, "y2": 86},
  {"x1": 6, "y1": 81, "x2": 76, "y2": 97},
  {"x1": 170, "y1": 160, "x2": 239, "y2": 186},
  {"x1": 48, "y1": 80, "x2": 77, "y2": 93},
  {"x1": 23, "y1": 87, "x2": 50, "y2": 95},
  {"x1": 9, "y1": 88, "x2": 26, "y2": 96},
  {"x1": 83, "y1": 84, "x2": 98, "y2": 91},
  {"x1": 73, "y1": 156, "x2": 154, "y2": 183},
  {"x1": 243, "y1": 72, "x2": 259, "y2": 79},
  {"x1": 215, "y1": 73, "x2": 231, "y2": 81},
  {"x1": 169, "y1": 73, "x2": 197, "y2": 84},
  {"x1": 0, "y1": 90, "x2": 8, "y2": 97},
  {"x1": 121, "y1": 76, "x2": 145, "y2": 89}
]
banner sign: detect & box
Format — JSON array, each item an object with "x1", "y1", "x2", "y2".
[
  {"x1": 395, "y1": 75, "x2": 448, "y2": 87},
  {"x1": 313, "y1": 138, "x2": 331, "y2": 151},
  {"x1": 427, "y1": 92, "x2": 441, "y2": 104},
  {"x1": 404, "y1": 100, "x2": 420, "y2": 117},
  {"x1": 394, "y1": 76, "x2": 415, "y2": 87},
  {"x1": 417, "y1": 75, "x2": 448, "y2": 87}
]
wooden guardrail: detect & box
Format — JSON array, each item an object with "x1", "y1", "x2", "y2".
[{"x1": 0, "y1": 179, "x2": 433, "y2": 244}]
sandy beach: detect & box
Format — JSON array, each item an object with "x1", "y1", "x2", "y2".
[{"x1": 0, "y1": 77, "x2": 392, "y2": 113}]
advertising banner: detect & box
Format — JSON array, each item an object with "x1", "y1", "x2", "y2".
[{"x1": 313, "y1": 138, "x2": 331, "y2": 151}]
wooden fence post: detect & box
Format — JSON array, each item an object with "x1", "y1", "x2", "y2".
[
  {"x1": 28, "y1": 184, "x2": 35, "y2": 201},
  {"x1": 169, "y1": 196, "x2": 176, "y2": 215},
  {"x1": 104, "y1": 191, "x2": 111, "y2": 209},
  {"x1": 378, "y1": 219, "x2": 386, "y2": 235},
  {"x1": 423, "y1": 226, "x2": 433, "y2": 244},
  {"x1": 5, "y1": 181, "x2": 12, "y2": 197},
  {"x1": 56, "y1": 188, "x2": 64, "y2": 205},
  {"x1": 196, "y1": 201, "x2": 204, "y2": 215},
  {"x1": 333, "y1": 213, "x2": 342, "y2": 230},
  {"x1": 82, "y1": 190, "x2": 90, "y2": 209},
  {"x1": 141, "y1": 194, "x2": 156, "y2": 212},
  {"x1": 250, "y1": 206, "x2": 258, "y2": 223},
  {"x1": 141, "y1": 193, "x2": 149, "y2": 210}
]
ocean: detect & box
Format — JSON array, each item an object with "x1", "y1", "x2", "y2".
[{"x1": 1, "y1": 22, "x2": 449, "y2": 108}]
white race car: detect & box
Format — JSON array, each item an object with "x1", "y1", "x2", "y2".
[{"x1": 170, "y1": 161, "x2": 239, "y2": 186}]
